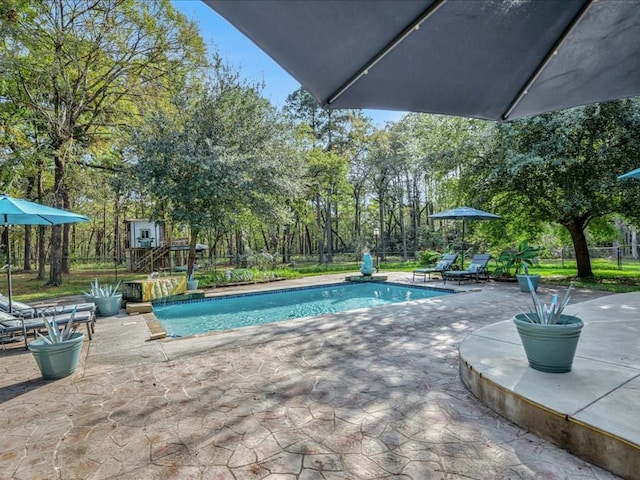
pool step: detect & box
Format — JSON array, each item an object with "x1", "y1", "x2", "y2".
[
  {"x1": 345, "y1": 274, "x2": 388, "y2": 282},
  {"x1": 126, "y1": 302, "x2": 153, "y2": 314}
]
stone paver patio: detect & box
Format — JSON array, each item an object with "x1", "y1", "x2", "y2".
[{"x1": 0, "y1": 273, "x2": 621, "y2": 479}]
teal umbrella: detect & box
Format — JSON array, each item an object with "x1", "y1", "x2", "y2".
[
  {"x1": 429, "y1": 206, "x2": 501, "y2": 268},
  {"x1": 618, "y1": 167, "x2": 640, "y2": 180},
  {"x1": 0, "y1": 194, "x2": 89, "y2": 313}
]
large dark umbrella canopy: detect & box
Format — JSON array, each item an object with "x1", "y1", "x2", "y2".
[
  {"x1": 204, "y1": 0, "x2": 640, "y2": 121},
  {"x1": 1, "y1": 194, "x2": 89, "y2": 313}
]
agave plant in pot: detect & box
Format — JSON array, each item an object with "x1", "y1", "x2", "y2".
[
  {"x1": 83, "y1": 278, "x2": 122, "y2": 317},
  {"x1": 513, "y1": 280, "x2": 583, "y2": 373},
  {"x1": 29, "y1": 308, "x2": 84, "y2": 380},
  {"x1": 186, "y1": 274, "x2": 199, "y2": 290}
]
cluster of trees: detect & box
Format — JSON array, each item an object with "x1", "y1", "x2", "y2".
[{"x1": 2, "y1": 0, "x2": 640, "y2": 283}]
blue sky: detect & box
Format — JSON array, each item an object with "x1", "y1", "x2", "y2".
[{"x1": 172, "y1": 0, "x2": 404, "y2": 127}]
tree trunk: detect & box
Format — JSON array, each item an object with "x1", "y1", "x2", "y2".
[
  {"x1": 23, "y1": 182, "x2": 35, "y2": 271},
  {"x1": 353, "y1": 185, "x2": 362, "y2": 240},
  {"x1": 23, "y1": 225, "x2": 32, "y2": 271},
  {"x1": 315, "y1": 192, "x2": 325, "y2": 263},
  {"x1": 399, "y1": 193, "x2": 407, "y2": 262},
  {"x1": 325, "y1": 189, "x2": 333, "y2": 263},
  {"x1": 61, "y1": 188, "x2": 71, "y2": 273},
  {"x1": 187, "y1": 226, "x2": 199, "y2": 278},
  {"x1": 114, "y1": 197, "x2": 121, "y2": 263},
  {"x1": 564, "y1": 219, "x2": 594, "y2": 278},
  {"x1": 48, "y1": 154, "x2": 65, "y2": 286},
  {"x1": 36, "y1": 165, "x2": 46, "y2": 280},
  {"x1": 378, "y1": 198, "x2": 385, "y2": 262},
  {"x1": 37, "y1": 225, "x2": 46, "y2": 280}
]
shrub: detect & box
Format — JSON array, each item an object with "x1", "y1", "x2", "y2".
[{"x1": 418, "y1": 250, "x2": 441, "y2": 266}]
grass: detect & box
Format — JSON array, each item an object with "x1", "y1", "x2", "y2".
[
  {"x1": 5, "y1": 264, "x2": 148, "y2": 302},
  {"x1": 4, "y1": 257, "x2": 640, "y2": 302},
  {"x1": 530, "y1": 258, "x2": 640, "y2": 293}
]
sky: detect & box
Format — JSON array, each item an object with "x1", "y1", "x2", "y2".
[{"x1": 171, "y1": 0, "x2": 405, "y2": 127}]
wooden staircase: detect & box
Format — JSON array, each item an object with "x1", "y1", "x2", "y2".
[{"x1": 132, "y1": 244, "x2": 171, "y2": 272}]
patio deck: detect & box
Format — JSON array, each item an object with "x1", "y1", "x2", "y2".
[{"x1": 0, "y1": 273, "x2": 636, "y2": 479}]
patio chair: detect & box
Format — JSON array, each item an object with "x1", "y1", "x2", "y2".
[
  {"x1": 413, "y1": 253, "x2": 459, "y2": 281},
  {"x1": 0, "y1": 308, "x2": 95, "y2": 350},
  {"x1": 0, "y1": 293, "x2": 95, "y2": 319},
  {"x1": 443, "y1": 254, "x2": 492, "y2": 285}
]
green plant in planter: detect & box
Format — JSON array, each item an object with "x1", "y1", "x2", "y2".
[
  {"x1": 495, "y1": 241, "x2": 541, "y2": 277},
  {"x1": 513, "y1": 241, "x2": 542, "y2": 292},
  {"x1": 513, "y1": 241, "x2": 542, "y2": 275}
]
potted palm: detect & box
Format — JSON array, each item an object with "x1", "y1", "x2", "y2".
[
  {"x1": 83, "y1": 278, "x2": 122, "y2": 316},
  {"x1": 29, "y1": 309, "x2": 84, "y2": 379},
  {"x1": 513, "y1": 280, "x2": 583, "y2": 373},
  {"x1": 512, "y1": 241, "x2": 542, "y2": 292}
]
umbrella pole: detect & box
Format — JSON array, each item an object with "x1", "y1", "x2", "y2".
[
  {"x1": 4, "y1": 225, "x2": 12, "y2": 313},
  {"x1": 461, "y1": 220, "x2": 465, "y2": 269},
  {"x1": 5, "y1": 227, "x2": 26, "y2": 350}
]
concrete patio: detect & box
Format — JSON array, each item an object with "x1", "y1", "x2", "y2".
[{"x1": 0, "y1": 272, "x2": 636, "y2": 479}]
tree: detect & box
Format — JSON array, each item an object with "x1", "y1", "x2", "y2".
[
  {"x1": 134, "y1": 63, "x2": 303, "y2": 277},
  {"x1": 476, "y1": 100, "x2": 640, "y2": 278},
  {"x1": 305, "y1": 148, "x2": 349, "y2": 263},
  {"x1": 343, "y1": 113, "x2": 374, "y2": 242},
  {"x1": 1, "y1": 0, "x2": 205, "y2": 284}
]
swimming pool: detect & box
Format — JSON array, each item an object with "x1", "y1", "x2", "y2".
[{"x1": 153, "y1": 282, "x2": 454, "y2": 337}]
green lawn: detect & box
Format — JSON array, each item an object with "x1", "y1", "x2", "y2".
[{"x1": 4, "y1": 257, "x2": 640, "y2": 302}]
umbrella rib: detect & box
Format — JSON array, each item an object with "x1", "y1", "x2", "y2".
[
  {"x1": 502, "y1": 0, "x2": 595, "y2": 121},
  {"x1": 327, "y1": 0, "x2": 448, "y2": 106}
]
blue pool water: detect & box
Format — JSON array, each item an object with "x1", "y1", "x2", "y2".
[{"x1": 153, "y1": 282, "x2": 453, "y2": 337}]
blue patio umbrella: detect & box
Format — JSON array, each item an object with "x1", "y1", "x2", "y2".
[
  {"x1": 429, "y1": 206, "x2": 501, "y2": 268},
  {"x1": 617, "y1": 167, "x2": 640, "y2": 180},
  {"x1": 0, "y1": 194, "x2": 89, "y2": 313}
]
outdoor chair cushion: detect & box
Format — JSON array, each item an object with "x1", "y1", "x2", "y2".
[
  {"x1": 0, "y1": 295, "x2": 33, "y2": 313},
  {"x1": 0, "y1": 294, "x2": 95, "y2": 318},
  {"x1": 0, "y1": 308, "x2": 95, "y2": 349},
  {"x1": 443, "y1": 254, "x2": 492, "y2": 284},
  {"x1": 413, "y1": 253, "x2": 459, "y2": 282},
  {"x1": 0, "y1": 311, "x2": 23, "y2": 329}
]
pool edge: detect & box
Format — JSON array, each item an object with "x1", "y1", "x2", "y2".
[{"x1": 145, "y1": 280, "x2": 459, "y2": 341}]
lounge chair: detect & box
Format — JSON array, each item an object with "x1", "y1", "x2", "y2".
[
  {"x1": 0, "y1": 294, "x2": 95, "y2": 319},
  {"x1": 413, "y1": 253, "x2": 458, "y2": 281},
  {"x1": 443, "y1": 254, "x2": 492, "y2": 284},
  {"x1": 0, "y1": 308, "x2": 95, "y2": 349}
]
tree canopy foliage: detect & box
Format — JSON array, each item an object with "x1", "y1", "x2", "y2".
[
  {"x1": 133, "y1": 61, "x2": 303, "y2": 276},
  {"x1": 472, "y1": 100, "x2": 640, "y2": 277},
  {"x1": 1, "y1": 0, "x2": 639, "y2": 284},
  {"x1": 1, "y1": 0, "x2": 206, "y2": 284}
]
